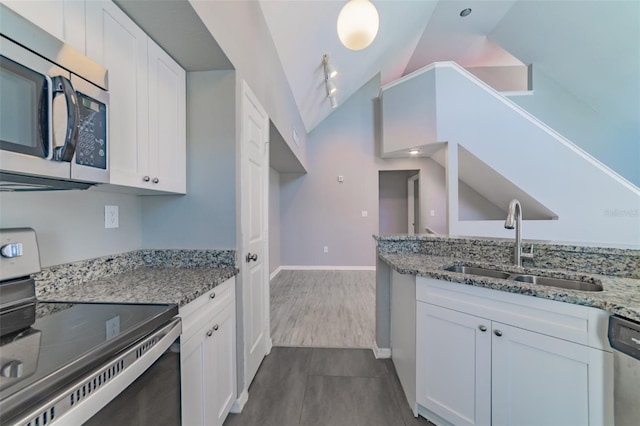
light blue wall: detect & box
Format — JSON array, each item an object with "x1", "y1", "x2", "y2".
[
  {"x1": 141, "y1": 70, "x2": 237, "y2": 249},
  {"x1": 279, "y1": 76, "x2": 441, "y2": 266},
  {"x1": 0, "y1": 190, "x2": 141, "y2": 267},
  {"x1": 509, "y1": 67, "x2": 639, "y2": 187}
]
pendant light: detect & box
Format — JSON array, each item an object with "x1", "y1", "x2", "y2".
[{"x1": 337, "y1": 0, "x2": 379, "y2": 51}]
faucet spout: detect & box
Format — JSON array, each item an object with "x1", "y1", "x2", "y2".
[{"x1": 504, "y1": 199, "x2": 532, "y2": 267}]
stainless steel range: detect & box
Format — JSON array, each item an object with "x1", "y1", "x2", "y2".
[{"x1": 0, "y1": 229, "x2": 182, "y2": 425}]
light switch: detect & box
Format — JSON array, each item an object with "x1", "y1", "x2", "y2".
[
  {"x1": 362, "y1": 211, "x2": 368, "y2": 217},
  {"x1": 430, "y1": 210, "x2": 436, "y2": 217},
  {"x1": 338, "y1": 175, "x2": 344, "y2": 182}
]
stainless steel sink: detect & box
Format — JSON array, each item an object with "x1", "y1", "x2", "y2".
[
  {"x1": 512, "y1": 275, "x2": 603, "y2": 292},
  {"x1": 444, "y1": 265, "x2": 512, "y2": 280},
  {"x1": 443, "y1": 265, "x2": 603, "y2": 292}
]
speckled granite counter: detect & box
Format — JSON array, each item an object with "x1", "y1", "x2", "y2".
[
  {"x1": 34, "y1": 248, "x2": 238, "y2": 307},
  {"x1": 379, "y1": 252, "x2": 640, "y2": 322},
  {"x1": 38, "y1": 266, "x2": 238, "y2": 307}
]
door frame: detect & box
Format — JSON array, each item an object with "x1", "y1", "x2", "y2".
[{"x1": 407, "y1": 173, "x2": 420, "y2": 235}]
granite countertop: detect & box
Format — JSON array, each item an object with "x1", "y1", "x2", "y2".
[
  {"x1": 379, "y1": 252, "x2": 640, "y2": 322},
  {"x1": 38, "y1": 266, "x2": 239, "y2": 307}
]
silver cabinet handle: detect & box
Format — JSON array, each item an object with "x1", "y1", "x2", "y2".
[
  {"x1": 206, "y1": 329, "x2": 213, "y2": 337},
  {"x1": 152, "y1": 177, "x2": 159, "y2": 184},
  {"x1": 478, "y1": 325, "x2": 487, "y2": 332},
  {"x1": 213, "y1": 324, "x2": 219, "y2": 331},
  {"x1": 246, "y1": 253, "x2": 258, "y2": 263},
  {"x1": 143, "y1": 176, "x2": 150, "y2": 182},
  {"x1": 494, "y1": 330, "x2": 503, "y2": 337},
  {"x1": 209, "y1": 292, "x2": 216, "y2": 299}
]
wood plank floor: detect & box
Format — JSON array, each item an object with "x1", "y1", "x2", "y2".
[
  {"x1": 270, "y1": 270, "x2": 375, "y2": 348},
  {"x1": 223, "y1": 347, "x2": 431, "y2": 426}
]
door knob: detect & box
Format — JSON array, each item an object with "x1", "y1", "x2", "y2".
[{"x1": 246, "y1": 253, "x2": 258, "y2": 263}]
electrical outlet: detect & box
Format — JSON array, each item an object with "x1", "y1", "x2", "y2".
[
  {"x1": 105, "y1": 205, "x2": 119, "y2": 228},
  {"x1": 323, "y1": 246, "x2": 329, "y2": 253}
]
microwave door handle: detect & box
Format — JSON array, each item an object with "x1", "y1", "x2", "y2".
[
  {"x1": 41, "y1": 75, "x2": 54, "y2": 160},
  {"x1": 52, "y1": 76, "x2": 80, "y2": 162}
]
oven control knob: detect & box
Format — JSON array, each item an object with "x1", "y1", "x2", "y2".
[
  {"x1": 1, "y1": 243, "x2": 23, "y2": 258},
  {"x1": 1, "y1": 360, "x2": 23, "y2": 378}
]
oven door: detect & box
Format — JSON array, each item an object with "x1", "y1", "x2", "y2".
[
  {"x1": 84, "y1": 344, "x2": 181, "y2": 425},
  {"x1": 5, "y1": 318, "x2": 182, "y2": 426}
]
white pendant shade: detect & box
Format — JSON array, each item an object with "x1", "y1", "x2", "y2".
[{"x1": 337, "y1": 0, "x2": 379, "y2": 51}]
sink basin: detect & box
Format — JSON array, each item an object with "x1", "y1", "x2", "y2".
[
  {"x1": 443, "y1": 265, "x2": 604, "y2": 292},
  {"x1": 444, "y1": 265, "x2": 512, "y2": 280},
  {"x1": 512, "y1": 275, "x2": 603, "y2": 292}
]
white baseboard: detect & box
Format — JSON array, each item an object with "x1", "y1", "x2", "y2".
[
  {"x1": 230, "y1": 389, "x2": 249, "y2": 413},
  {"x1": 372, "y1": 344, "x2": 392, "y2": 359},
  {"x1": 266, "y1": 337, "x2": 273, "y2": 355},
  {"x1": 269, "y1": 267, "x2": 282, "y2": 280},
  {"x1": 280, "y1": 265, "x2": 376, "y2": 271}
]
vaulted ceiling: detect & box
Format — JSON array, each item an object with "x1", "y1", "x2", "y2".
[
  {"x1": 118, "y1": 0, "x2": 639, "y2": 141},
  {"x1": 258, "y1": 0, "x2": 639, "y2": 135}
]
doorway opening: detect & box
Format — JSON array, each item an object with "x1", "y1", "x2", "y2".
[{"x1": 378, "y1": 170, "x2": 420, "y2": 234}]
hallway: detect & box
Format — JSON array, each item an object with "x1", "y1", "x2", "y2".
[{"x1": 270, "y1": 270, "x2": 375, "y2": 348}]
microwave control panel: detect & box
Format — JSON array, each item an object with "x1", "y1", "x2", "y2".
[{"x1": 75, "y1": 93, "x2": 107, "y2": 170}]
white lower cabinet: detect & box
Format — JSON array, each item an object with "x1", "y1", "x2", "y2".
[
  {"x1": 180, "y1": 278, "x2": 236, "y2": 426},
  {"x1": 414, "y1": 277, "x2": 613, "y2": 426},
  {"x1": 416, "y1": 303, "x2": 491, "y2": 426}
]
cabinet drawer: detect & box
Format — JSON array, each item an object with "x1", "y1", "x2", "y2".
[
  {"x1": 180, "y1": 277, "x2": 234, "y2": 341},
  {"x1": 416, "y1": 277, "x2": 610, "y2": 350}
]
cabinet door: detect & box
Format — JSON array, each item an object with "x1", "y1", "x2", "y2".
[
  {"x1": 181, "y1": 302, "x2": 236, "y2": 426},
  {"x1": 3, "y1": 0, "x2": 65, "y2": 41},
  {"x1": 148, "y1": 40, "x2": 186, "y2": 194},
  {"x1": 86, "y1": 0, "x2": 150, "y2": 188},
  {"x1": 492, "y1": 322, "x2": 609, "y2": 426},
  {"x1": 206, "y1": 303, "x2": 236, "y2": 426},
  {"x1": 416, "y1": 302, "x2": 491, "y2": 426},
  {"x1": 180, "y1": 321, "x2": 209, "y2": 426}
]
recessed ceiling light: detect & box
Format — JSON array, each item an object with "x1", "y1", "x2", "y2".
[
  {"x1": 409, "y1": 149, "x2": 420, "y2": 155},
  {"x1": 460, "y1": 8, "x2": 472, "y2": 17}
]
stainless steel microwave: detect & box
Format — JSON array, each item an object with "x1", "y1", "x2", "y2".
[{"x1": 0, "y1": 4, "x2": 109, "y2": 191}]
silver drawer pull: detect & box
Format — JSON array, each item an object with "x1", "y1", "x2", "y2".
[
  {"x1": 206, "y1": 329, "x2": 213, "y2": 337},
  {"x1": 478, "y1": 325, "x2": 487, "y2": 332},
  {"x1": 494, "y1": 330, "x2": 503, "y2": 337},
  {"x1": 209, "y1": 292, "x2": 216, "y2": 299},
  {"x1": 213, "y1": 324, "x2": 219, "y2": 331}
]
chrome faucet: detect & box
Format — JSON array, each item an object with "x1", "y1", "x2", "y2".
[{"x1": 504, "y1": 199, "x2": 534, "y2": 267}]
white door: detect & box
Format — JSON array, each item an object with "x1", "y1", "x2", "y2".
[{"x1": 240, "y1": 81, "x2": 270, "y2": 388}]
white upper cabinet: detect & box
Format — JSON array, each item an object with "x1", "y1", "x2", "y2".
[
  {"x1": 3, "y1": 0, "x2": 86, "y2": 53},
  {"x1": 147, "y1": 40, "x2": 186, "y2": 194},
  {"x1": 86, "y1": 0, "x2": 150, "y2": 190},
  {"x1": 85, "y1": 0, "x2": 186, "y2": 194}
]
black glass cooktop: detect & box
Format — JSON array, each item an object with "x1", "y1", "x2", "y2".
[{"x1": 0, "y1": 301, "x2": 178, "y2": 422}]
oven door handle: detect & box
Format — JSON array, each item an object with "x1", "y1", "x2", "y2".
[{"x1": 51, "y1": 76, "x2": 80, "y2": 162}]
